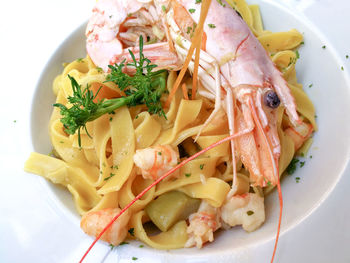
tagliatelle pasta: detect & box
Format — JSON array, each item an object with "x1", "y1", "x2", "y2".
[{"x1": 25, "y1": 0, "x2": 316, "y2": 252}]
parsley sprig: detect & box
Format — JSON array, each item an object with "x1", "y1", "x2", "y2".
[{"x1": 54, "y1": 36, "x2": 167, "y2": 146}]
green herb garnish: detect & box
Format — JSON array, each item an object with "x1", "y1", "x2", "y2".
[
  {"x1": 300, "y1": 161, "x2": 305, "y2": 168},
  {"x1": 195, "y1": 0, "x2": 202, "y2": 3},
  {"x1": 247, "y1": 210, "x2": 254, "y2": 216},
  {"x1": 199, "y1": 164, "x2": 204, "y2": 170},
  {"x1": 308, "y1": 84, "x2": 313, "y2": 88},
  {"x1": 189, "y1": 8, "x2": 196, "y2": 13},
  {"x1": 286, "y1": 158, "x2": 299, "y2": 175},
  {"x1": 162, "y1": 5, "x2": 166, "y2": 12},
  {"x1": 119, "y1": 241, "x2": 129, "y2": 246},
  {"x1": 208, "y1": 24, "x2": 216, "y2": 28},
  {"x1": 139, "y1": 245, "x2": 144, "y2": 248},
  {"x1": 322, "y1": 45, "x2": 326, "y2": 49},
  {"x1": 104, "y1": 173, "x2": 115, "y2": 181},
  {"x1": 132, "y1": 257, "x2": 138, "y2": 261},
  {"x1": 295, "y1": 177, "x2": 300, "y2": 183},
  {"x1": 54, "y1": 36, "x2": 168, "y2": 147},
  {"x1": 128, "y1": 228, "x2": 135, "y2": 236},
  {"x1": 76, "y1": 58, "x2": 84, "y2": 63},
  {"x1": 216, "y1": 0, "x2": 226, "y2": 7},
  {"x1": 185, "y1": 173, "x2": 191, "y2": 177},
  {"x1": 109, "y1": 244, "x2": 116, "y2": 250},
  {"x1": 295, "y1": 50, "x2": 300, "y2": 59}
]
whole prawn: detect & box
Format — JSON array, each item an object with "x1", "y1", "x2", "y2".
[{"x1": 80, "y1": 0, "x2": 313, "y2": 262}]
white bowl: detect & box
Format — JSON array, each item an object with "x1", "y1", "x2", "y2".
[{"x1": 29, "y1": 1, "x2": 350, "y2": 262}]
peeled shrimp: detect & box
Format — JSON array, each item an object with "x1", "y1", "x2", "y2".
[
  {"x1": 133, "y1": 145, "x2": 179, "y2": 180},
  {"x1": 86, "y1": 0, "x2": 179, "y2": 72},
  {"x1": 185, "y1": 200, "x2": 221, "y2": 248},
  {"x1": 221, "y1": 193, "x2": 265, "y2": 232},
  {"x1": 80, "y1": 208, "x2": 130, "y2": 246},
  {"x1": 285, "y1": 121, "x2": 313, "y2": 151}
]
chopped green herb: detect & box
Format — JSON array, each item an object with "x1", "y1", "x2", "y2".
[
  {"x1": 300, "y1": 161, "x2": 305, "y2": 168},
  {"x1": 267, "y1": 181, "x2": 272, "y2": 186},
  {"x1": 208, "y1": 24, "x2": 216, "y2": 29},
  {"x1": 109, "y1": 117, "x2": 113, "y2": 122},
  {"x1": 128, "y1": 228, "x2": 135, "y2": 236},
  {"x1": 346, "y1": 55, "x2": 349, "y2": 59},
  {"x1": 300, "y1": 41, "x2": 305, "y2": 45},
  {"x1": 127, "y1": 13, "x2": 132, "y2": 17},
  {"x1": 110, "y1": 165, "x2": 119, "y2": 170},
  {"x1": 48, "y1": 150, "x2": 55, "y2": 157},
  {"x1": 162, "y1": 5, "x2": 166, "y2": 12},
  {"x1": 132, "y1": 257, "x2": 138, "y2": 261},
  {"x1": 195, "y1": 0, "x2": 202, "y2": 3},
  {"x1": 341, "y1": 66, "x2": 344, "y2": 71},
  {"x1": 322, "y1": 45, "x2": 326, "y2": 49},
  {"x1": 187, "y1": 26, "x2": 192, "y2": 34},
  {"x1": 158, "y1": 151, "x2": 162, "y2": 156},
  {"x1": 76, "y1": 58, "x2": 84, "y2": 63},
  {"x1": 109, "y1": 15, "x2": 113, "y2": 19},
  {"x1": 60, "y1": 141, "x2": 64, "y2": 144},
  {"x1": 300, "y1": 152, "x2": 305, "y2": 157},
  {"x1": 288, "y1": 56, "x2": 297, "y2": 66},
  {"x1": 310, "y1": 155, "x2": 313, "y2": 159},
  {"x1": 286, "y1": 158, "x2": 299, "y2": 175},
  {"x1": 119, "y1": 241, "x2": 129, "y2": 246},
  {"x1": 96, "y1": 67, "x2": 103, "y2": 73},
  {"x1": 308, "y1": 84, "x2": 313, "y2": 88},
  {"x1": 104, "y1": 173, "x2": 115, "y2": 181},
  {"x1": 135, "y1": 115, "x2": 139, "y2": 119},
  {"x1": 247, "y1": 210, "x2": 254, "y2": 216},
  {"x1": 216, "y1": 0, "x2": 226, "y2": 7},
  {"x1": 185, "y1": 173, "x2": 191, "y2": 177},
  {"x1": 109, "y1": 244, "x2": 116, "y2": 250},
  {"x1": 189, "y1": 8, "x2": 196, "y2": 13},
  {"x1": 266, "y1": 43, "x2": 270, "y2": 47},
  {"x1": 295, "y1": 50, "x2": 300, "y2": 59},
  {"x1": 295, "y1": 177, "x2": 300, "y2": 183},
  {"x1": 139, "y1": 245, "x2": 144, "y2": 248},
  {"x1": 13, "y1": 120, "x2": 17, "y2": 123},
  {"x1": 199, "y1": 164, "x2": 205, "y2": 170}
]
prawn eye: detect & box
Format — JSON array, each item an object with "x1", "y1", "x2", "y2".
[{"x1": 264, "y1": 91, "x2": 280, "y2": 108}]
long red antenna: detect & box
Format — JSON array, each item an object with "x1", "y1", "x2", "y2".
[
  {"x1": 270, "y1": 177, "x2": 283, "y2": 263},
  {"x1": 247, "y1": 95, "x2": 283, "y2": 263},
  {"x1": 79, "y1": 130, "x2": 250, "y2": 262}
]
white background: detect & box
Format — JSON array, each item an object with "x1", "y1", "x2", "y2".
[{"x1": 0, "y1": 0, "x2": 349, "y2": 262}]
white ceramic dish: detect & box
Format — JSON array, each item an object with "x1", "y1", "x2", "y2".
[{"x1": 1, "y1": 0, "x2": 350, "y2": 262}]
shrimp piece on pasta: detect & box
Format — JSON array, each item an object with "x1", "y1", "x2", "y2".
[
  {"x1": 221, "y1": 193, "x2": 265, "y2": 232},
  {"x1": 133, "y1": 145, "x2": 179, "y2": 181},
  {"x1": 80, "y1": 208, "x2": 130, "y2": 246},
  {"x1": 86, "y1": 0, "x2": 179, "y2": 72},
  {"x1": 185, "y1": 201, "x2": 221, "y2": 248}
]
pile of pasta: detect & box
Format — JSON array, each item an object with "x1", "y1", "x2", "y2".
[{"x1": 25, "y1": 0, "x2": 316, "y2": 249}]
